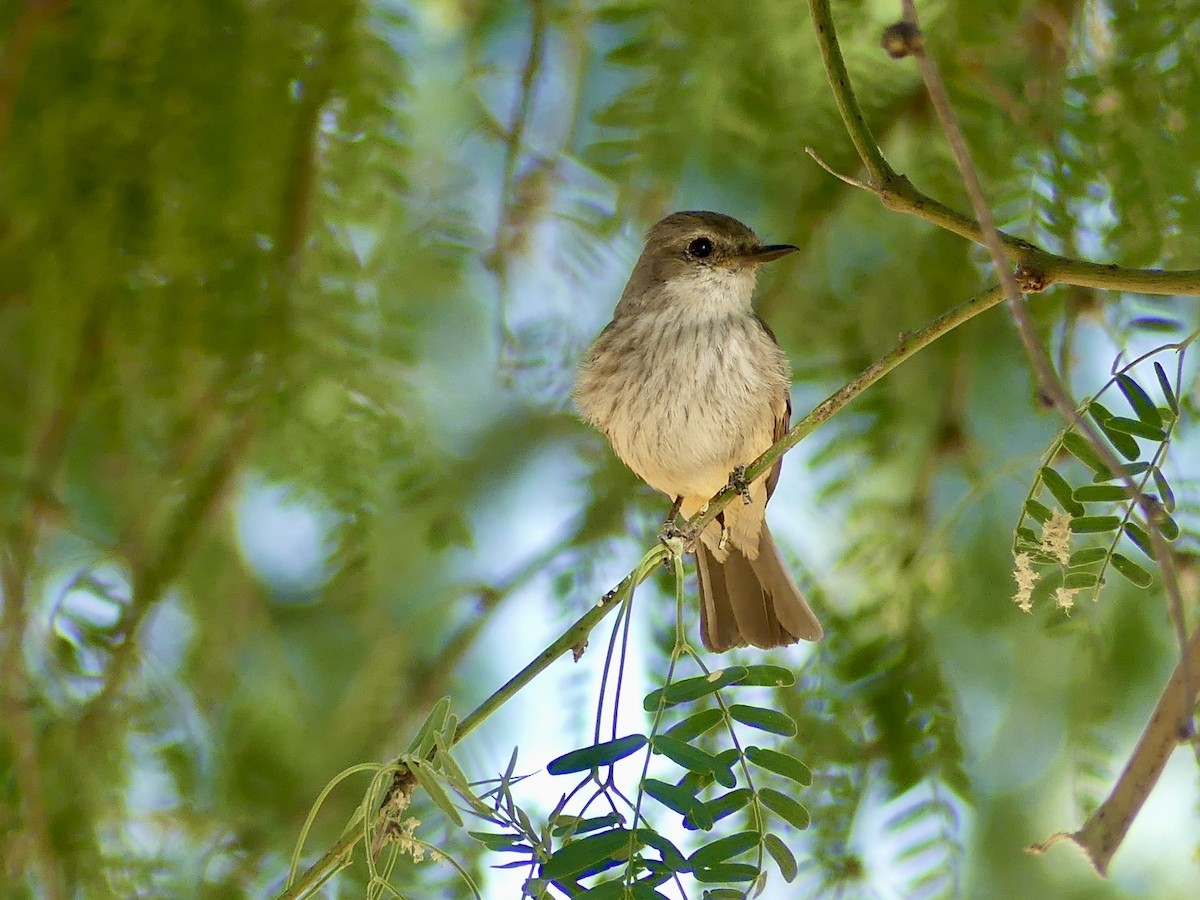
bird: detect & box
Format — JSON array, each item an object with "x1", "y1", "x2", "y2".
[{"x1": 574, "y1": 210, "x2": 823, "y2": 651}]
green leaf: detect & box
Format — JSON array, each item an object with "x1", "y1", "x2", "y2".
[
  {"x1": 1073, "y1": 484, "x2": 1129, "y2": 503},
  {"x1": 1070, "y1": 515, "x2": 1122, "y2": 534},
  {"x1": 1154, "y1": 362, "x2": 1179, "y2": 414},
  {"x1": 759, "y1": 788, "x2": 810, "y2": 830},
  {"x1": 734, "y1": 665, "x2": 796, "y2": 688},
  {"x1": 635, "y1": 829, "x2": 688, "y2": 869},
  {"x1": 409, "y1": 760, "x2": 463, "y2": 827},
  {"x1": 728, "y1": 705, "x2": 797, "y2": 737},
  {"x1": 1152, "y1": 468, "x2": 1176, "y2": 513},
  {"x1": 686, "y1": 789, "x2": 752, "y2": 831},
  {"x1": 1157, "y1": 512, "x2": 1180, "y2": 541},
  {"x1": 1063, "y1": 571, "x2": 1100, "y2": 589},
  {"x1": 432, "y1": 733, "x2": 491, "y2": 816},
  {"x1": 692, "y1": 863, "x2": 759, "y2": 883},
  {"x1": 643, "y1": 668, "x2": 747, "y2": 711},
  {"x1": 1101, "y1": 415, "x2": 1165, "y2": 441},
  {"x1": 553, "y1": 813, "x2": 625, "y2": 838},
  {"x1": 1111, "y1": 553, "x2": 1153, "y2": 588},
  {"x1": 469, "y1": 831, "x2": 531, "y2": 852},
  {"x1": 688, "y1": 831, "x2": 759, "y2": 868},
  {"x1": 540, "y1": 828, "x2": 633, "y2": 879},
  {"x1": 1024, "y1": 498, "x2": 1052, "y2": 524},
  {"x1": 1092, "y1": 461, "x2": 1151, "y2": 482},
  {"x1": 548, "y1": 734, "x2": 648, "y2": 775},
  {"x1": 764, "y1": 833, "x2": 798, "y2": 882},
  {"x1": 1096, "y1": 420, "x2": 1142, "y2": 460},
  {"x1": 1124, "y1": 522, "x2": 1155, "y2": 558},
  {"x1": 1016, "y1": 526, "x2": 1038, "y2": 544},
  {"x1": 651, "y1": 735, "x2": 721, "y2": 777},
  {"x1": 745, "y1": 746, "x2": 812, "y2": 787},
  {"x1": 1069, "y1": 547, "x2": 1108, "y2": 566},
  {"x1": 665, "y1": 708, "x2": 723, "y2": 742},
  {"x1": 1040, "y1": 467, "x2": 1084, "y2": 516},
  {"x1": 643, "y1": 779, "x2": 708, "y2": 828},
  {"x1": 1115, "y1": 373, "x2": 1161, "y2": 426},
  {"x1": 407, "y1": 696, "x2": 451, "y2": 757},
  {"x1": 1062, "y1": 432, "x2": 1111, "y2": 478}
]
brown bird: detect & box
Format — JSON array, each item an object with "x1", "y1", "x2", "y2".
[{"x1": 574, "y1": 211, "x2": 822, "y2": 651}]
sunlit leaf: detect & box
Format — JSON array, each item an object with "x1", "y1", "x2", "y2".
[
  {"x1": 687, "y1": 831, "x2": 759, "y2": 868},
  {"x1": 409, "y1": 760, "x2": 463, "y2": 827},
  {"x1": 1040, "y1": 467, "x2": 1084, "y2": 516},
  {"x1": 1024, "y1": 498, "x2": 1052, "y2": 523},
  {"x1": 1070, "y1": 515, "x2": 1121, "y2": 534},
  {"x1": 1101, "y1": 415, "x2": 1165, "y2": 441},
  {"x1": 1073, "y1": 484, "x2": 1129, "y2": 503},
  {"x1": 735, "y1": 665, "x2": 796, "y2": 688},
  {"x1": 1111, "y1": 553, "x2": 1153, "y2": 588},
  {"x1": 1062, "y1": 432, "x2": 1112, "y2": 478},
  {"x1": 759, "y1": 789, "x2": 810, "y2": 830},
  {"x1": 728, "y1": 705, "x2": 797, "y2": 737},
  {"x1": 764, "y1": 833, "x2": 798, "y2": 882},
  {"x1": 745, "y1": 746, "x2": 812, "y2": 787}
]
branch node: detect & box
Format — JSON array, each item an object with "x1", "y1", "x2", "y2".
[
  {"x1": 881, "y1": 21, "x2": 924, "y2": 58},
  {"x1": 1015, "y1": 264, "x2": 1051, "y2": 293}
]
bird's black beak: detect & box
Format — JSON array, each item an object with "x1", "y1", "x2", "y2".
[{"x1": 731, "y1": 243, "x2": 800, "y2": 268}]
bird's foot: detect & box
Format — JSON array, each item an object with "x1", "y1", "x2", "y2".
[
  {"x1": 661, "y1": 495, "x2": 684, "y2": 531},
  {"x1": 659, "y1": 521, "x2": 695, "y2": 557},
  {"x1": 727, "y1": 465, "x2": 753, "y2": 505}
]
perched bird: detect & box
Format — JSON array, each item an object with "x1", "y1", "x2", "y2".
[{"x1": 575, "y1": 211, "x2": 823, "y2": 651}]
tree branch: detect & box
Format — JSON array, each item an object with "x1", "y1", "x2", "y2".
[
  {"x1": 277, "y1": 544, "x2": 665, "y2": 899},
  {"x1": 1030, "y1": 619, "x2": 1200, "y2": 874},
  {"x1": 806, "y1": 0, "x2": 1200, "y2": 298}
]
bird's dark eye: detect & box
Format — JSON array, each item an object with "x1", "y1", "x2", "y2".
[{"x1": 688, "y1": 237, "x2": 714, "y2": 258}]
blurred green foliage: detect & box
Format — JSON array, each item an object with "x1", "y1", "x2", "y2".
[{"x1": 1, "y1": 0, "x2": 1198, "y2": 898}]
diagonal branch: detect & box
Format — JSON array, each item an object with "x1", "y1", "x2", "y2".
[
  {"x1": 1031, "y1": 619, "x2": 1200, "y2": 874},
  {"x1": 279, "y1": 279, "x2": 1011, "y2": 898}
]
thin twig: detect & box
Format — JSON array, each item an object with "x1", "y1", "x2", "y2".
[{"x1": 805, "y1": 147, "x2": 871, "y2": 190}]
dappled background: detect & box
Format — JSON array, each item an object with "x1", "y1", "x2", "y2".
[{"x1": 1, "y1": 0, "x2": 1198, "y2": 897}]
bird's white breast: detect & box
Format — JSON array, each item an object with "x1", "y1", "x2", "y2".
[{"x1": 576, "y1": 272, "x2": 790, "y2": 501}]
